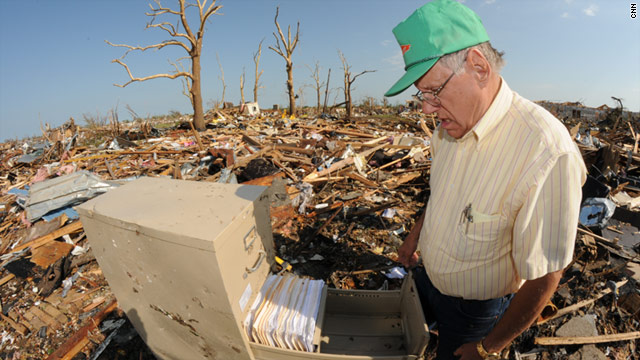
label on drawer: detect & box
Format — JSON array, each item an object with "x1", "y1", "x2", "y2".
[{"x1": 239, "y1": 283, "x2": 252, "y2": 312}]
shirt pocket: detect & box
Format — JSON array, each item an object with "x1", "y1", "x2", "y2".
[{"x1": 453, "y1": 209, "x2": 508, "y2": 263}]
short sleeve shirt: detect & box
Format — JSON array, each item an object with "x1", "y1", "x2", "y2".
[{"x1": 419, "y1": 79, "x2": 587, "y2": 300}]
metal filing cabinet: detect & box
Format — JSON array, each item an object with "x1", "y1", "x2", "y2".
[{"x1": 77, "y1": 177, "x2": 428, "y2": 360}]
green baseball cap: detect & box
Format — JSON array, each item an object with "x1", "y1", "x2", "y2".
[{"x1": 384, "y1": 0, "x2": 490, "y2": 97}]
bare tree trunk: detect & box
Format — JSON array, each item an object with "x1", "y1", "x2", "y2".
[
  {"x1": 286, "y1": 62, "x2": 295, "y2": 115},
  {"x1": 322, "y1": 68, "x2": 331, "y2": 114},
  {"x1": 306, "y1": 61, "x2": 324, "y2": 113},
  {"x1": 191, "y1": 53, "x2": 205, "y2": 129},
  {"x1": 269, "y1": 7, "x2": 300, "y2": 116},
  {"x1": 345, "y1": 84, "x2": 352, "y2": 119},
  {"x1": 216, "y1": 53, "x2": 226, "y2": 109},
  {"x1": 240, "y1": 68, "x2": 245, "y2": 105},
  {"x1": 339, "y1": 50, "x2": 375, "y2": 119},
  {"x1": 253, "y1": 39, "x2": 264, "y2": 104},
  {"x1": 106, "y1": 0, "x2": 221, "y2": 131}
]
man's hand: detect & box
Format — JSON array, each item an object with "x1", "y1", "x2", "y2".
[
  {"x1": 398, "y1": 239, "x2": 419, "y2": 268},
  {"x1": 453, "y1": 270, "x2": 564, "y2": 358},
  {"x1": 398, "y1": 211, "x2": 425, "y2": 268},
  {"x1": 453, "y1": 341, "x2": 482, "y2": 360}
]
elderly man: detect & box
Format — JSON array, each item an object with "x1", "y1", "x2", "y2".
[{"x1": 385, "y1": 1, "x2": 586, "y2": 359}]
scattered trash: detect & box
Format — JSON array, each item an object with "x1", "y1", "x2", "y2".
[
  {"x1": 383, "y1": 267, "x2": 407, "y2": 279},
  {"x1": 580, "y1": 197, "x2": 616, "y2": 228},
  {"x1": 25, "y1": 170, "x2": 119, "y2": 222},
  {"x1": 0, "y1": 104, "x2": 638, "y2": 359}
]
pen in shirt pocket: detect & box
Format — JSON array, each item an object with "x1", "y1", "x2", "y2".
[{"x1": 461, "y1": 203, "x2": 473, "y2": 234}]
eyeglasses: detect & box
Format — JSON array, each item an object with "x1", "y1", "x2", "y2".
[{"x1": 414, "y1": 71, "x2": 456, "y2": 107}]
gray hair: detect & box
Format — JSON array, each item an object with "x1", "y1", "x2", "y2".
[{"x1": 438, "y1": 42, "x2": 505, "y2": 74}]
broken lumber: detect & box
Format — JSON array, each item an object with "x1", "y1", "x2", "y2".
[
  {"x1": 304, "y1": 143, "x2": 385, "y2": 181},
  {"x1": 534, "y1": 331, "x2": 640, "y2": 345},
  {"x1": 46, "y1": 300, "x2": 118, "y2": 360},
  {"x1": 8, "y1": 220, "x2": 83, "y2": 254},
  {"x1": 537, "y1": 279, "x2": 628, "y2": 324}
]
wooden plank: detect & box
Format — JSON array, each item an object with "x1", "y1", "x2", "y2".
[
  {"x1": 382, "y1": 171, "x2": 422, "y2": 189},
  {"x1": 577, "y1": 227, "x2": 622, "y2": 250},
  {"x1": 535, "y1": 331, "x2": 640, "y2": 345},
  {"x1": 22, "y1": 310, "x2": 47, "y2": 331},
  {"x1": 40, "y1": 302, "x2": 69, "y2": 324},
  {"x1": 241, "y1": 172, "x2": 285, "y2": 186},
  {"x1": 367, "y1": 146, "x2": 428, "y2": 174},
  {"x1": 82, "y1": 296, "x2": 106, "y2": 313},
  {"x1": 333, "y1": 129, "x2": 376, "y2": 138},
  {"x1": 305, "y1": 144, "x2": 385, "y2": 181},
  {"x1": 272, "y1": 144, "x2": 315, "y2": 155},
  {"x1": 0, "y1": 274, "x2": 15, "y2": 287},
  {"x1": 0, "y1": 313, "x2": 29, "y2": 336},
  {"x1": 8, "y1": 221, "x2": 83, "y2": 254},
  {"x1": 346, "y1": 172, "x2": 378, "y2": 187},
  {"x1": 30, "y1": 241, "x2": 74, "y2": 268},
  {"x1": 419, "y1": 120, "x2": 433, "y2": 137},
  {"x1": 28, "y1": 306, "x2": 59, "y2": 329},
  {"x1": 538, "y1": 279, "x2": 627, "y2": 324},
  {"x1": 46, "y1": 300, "x2": 118, "y2": 360}
]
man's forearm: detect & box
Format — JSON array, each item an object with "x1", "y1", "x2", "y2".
[
  {"x1": 406, "y1": 210, "x2": 425, "y2": 245},
  {"x1": 482, "y1": 269, "x2": 563, "y2": 353}
]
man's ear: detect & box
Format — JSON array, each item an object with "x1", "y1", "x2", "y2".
[{"x1": 466, "y1": 48, "x2": 491, "y2": 86}]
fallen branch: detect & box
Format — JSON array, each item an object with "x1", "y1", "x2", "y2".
[
  {"x1": 537, "y1": 279, "x2": 628, "y2": 324},
  {"x1": 535, "y1": 331, "x2": 640, "y2": 345}
]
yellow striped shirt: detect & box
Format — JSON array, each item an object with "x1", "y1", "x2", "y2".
[{"x1": 419, "y1": 79, "x2": 587, "y2": 300}]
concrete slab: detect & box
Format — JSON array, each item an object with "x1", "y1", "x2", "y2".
[
  {"x1": 567, "y1": 344, "x2": 607, "y2": 360},
  {"x1": 556, "y1": 314, "x2": 598, "y2": 337}
]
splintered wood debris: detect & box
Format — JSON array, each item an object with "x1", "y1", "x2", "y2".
[{"x1": 1, "y1": 106, "x2": 639, "y2": 359}]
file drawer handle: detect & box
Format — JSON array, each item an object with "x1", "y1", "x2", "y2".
[
  {"x1": 246, "y1": 250, "x2": 266, "y2": 273},
  {"x1": 243, "y1": 226, "x2": 257, "y2": 250}
]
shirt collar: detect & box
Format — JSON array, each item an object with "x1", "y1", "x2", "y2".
[{"x1": 468, "y1": 77, "x2": 513, "y2": 143}]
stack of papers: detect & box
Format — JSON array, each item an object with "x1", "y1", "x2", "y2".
[{"x1": 243, "y1": 273, "x2": 325, "y2": 352}]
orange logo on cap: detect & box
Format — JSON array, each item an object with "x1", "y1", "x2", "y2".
[{"x1": 401, "y1": 44, "x2": 411, "y2": 55}]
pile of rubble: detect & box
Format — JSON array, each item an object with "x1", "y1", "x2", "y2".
[{"x1": 0, "y1": 106, "x2": 638, "y2": 359}]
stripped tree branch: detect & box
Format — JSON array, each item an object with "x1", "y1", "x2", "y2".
[
  {"x1": 269, "y1": 6, "x2": 300, "y2": 115},
  {"x1": 253, "y1": 38, "x2": 265, "y2": 103},
  {"x1": 106, "y1": 0, "x2": 222, "y2": 130},
  {"x1": 111, "y1": 59, "x2": 191, "y2": 88},
  {"x1": 338, "y1": 50, "x2": 376, "y2": 119}
]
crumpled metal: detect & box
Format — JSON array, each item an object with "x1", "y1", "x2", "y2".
[
  {"x1": 26, "y1": 170, "x2": 119, "y2": 222},
  {"x1": 579, "y1": 197, "x2": 616, "y2": 228}
]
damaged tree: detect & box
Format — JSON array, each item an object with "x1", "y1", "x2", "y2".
[
  {"x1": 106, "y1": 0, "x2": 221, "y2": 130},
  {"x1": 338, "y1": 51, "x2": 376, "y2": 119},
  {"x1": 216, "y1": 52, "x2": 227, "y2": 109},
  {"x1": 322, "y1": 68, "x2": 331, "y2": 113},
  {"x1": 253, "y1": 39, "x2": 264, "y2": 104},
  {"x1": 269, "y1": 6, "x2": 300, "y2": 116},
  {"x1": 239, "y1": 67, "x2": 246, "y2": 105},
  {"x1": 307, "y1": 61, "x2": 325, "y2": 112}
]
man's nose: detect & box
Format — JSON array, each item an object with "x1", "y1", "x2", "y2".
[{"x1": 421, "y1": 101, "x2": 439, "y2": 115}]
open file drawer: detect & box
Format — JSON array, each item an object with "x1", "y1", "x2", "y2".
[
  {"x1": 76, "y1": 177, "x2": 428, "y2": 360},
  {"x1": 250, "y1": 273, "x2": 429, "y2": 360}
]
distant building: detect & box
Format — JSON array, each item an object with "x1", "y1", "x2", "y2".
[
  {"x1": 536, "y1": 101, "x2": 606, "y2": 122},
  {"x1": 536, "y1": 101, "x2": 638, "y2": 123}
]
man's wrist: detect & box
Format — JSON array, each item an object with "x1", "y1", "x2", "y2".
[{"x1": 476, "y1": 339, "x2": 500, "y2": 359}]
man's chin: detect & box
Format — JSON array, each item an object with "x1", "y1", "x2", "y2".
[{"x1": 443, "y1": 128, "x2": 464, "y2": 139}]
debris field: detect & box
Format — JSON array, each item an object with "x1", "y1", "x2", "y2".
[{"x1": 1, "y1": 105, "x2": 639, "y2": 359}]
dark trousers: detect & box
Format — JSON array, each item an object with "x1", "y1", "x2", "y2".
[{"x1": 413, "y1": 267, "x2": 513, "y2": 360}]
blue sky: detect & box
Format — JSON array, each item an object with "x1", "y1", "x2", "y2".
[{"x1": 1, "y1": 0, "x2": 638, "y2": 141}]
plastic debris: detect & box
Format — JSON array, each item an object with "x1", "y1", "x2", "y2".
[
  {"x1": 579, "y1": 197, "x2": 616, "y2": 228},
  {"x1": 383, "y1": 267, "x2": 407, "y2": 279}
]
